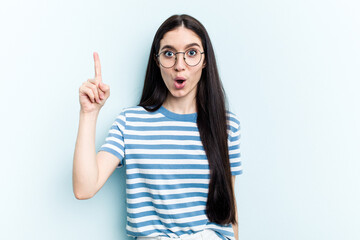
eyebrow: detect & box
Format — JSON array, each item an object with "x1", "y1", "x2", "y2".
[{"x1": 160, "y1": 43, "x2": 202, "y2": 51}]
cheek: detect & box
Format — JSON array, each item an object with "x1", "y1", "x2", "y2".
[
  {"x1": 160, "y1": 69, "x2": 172, "y2": 86},
  {"x1": 160, "y1": 68, "x2": 167, "y2": 79},
  {"x1": 192, "y1": 67, "x2": 203, "y2": 81}
]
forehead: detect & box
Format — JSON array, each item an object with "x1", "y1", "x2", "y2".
[{"x1": 160, "y1": 26, "x2": 203, "y2": 50}]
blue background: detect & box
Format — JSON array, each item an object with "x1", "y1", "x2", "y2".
[{"x1": 1, "y1": 0, "x2": 359, "y2": 239}]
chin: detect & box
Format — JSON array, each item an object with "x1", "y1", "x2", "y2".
[{"x1": 169, "y1": 90, "x2": 187, "y2": 98}]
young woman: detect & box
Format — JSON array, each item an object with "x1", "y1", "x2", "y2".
[{"x1": 73, "y1": 14, "x2": 242, "y2": 240}]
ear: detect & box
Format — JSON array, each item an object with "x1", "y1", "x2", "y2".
[{"x1": 202, "y1": 60, "x2": 207, "y2": 69}]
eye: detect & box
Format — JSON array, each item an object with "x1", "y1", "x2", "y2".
[
  {"x1": 164, "y1": 51, "x2": 174, "y2": 57},
  {"x1": 187, "y1": 49, "x2": 198, "y2": 57}
]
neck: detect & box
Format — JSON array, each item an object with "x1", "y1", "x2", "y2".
[{"x1": 162, "y1": 94, "x2": 197, "y2": 114}]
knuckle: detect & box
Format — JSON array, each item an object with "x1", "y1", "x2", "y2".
[
  {"x1": 85, "y1": 88, "x2": 91, "y2": 96},
  {"x1": 89, "y1": 84, "x2": 97, "y2": 90},
  {"x1": 87, "y1": 88, "x2": 94, "y2": 96}
]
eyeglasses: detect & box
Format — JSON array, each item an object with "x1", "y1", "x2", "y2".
[{"x1": 156, "y1": 49, "x2": 205, "y2": 68}]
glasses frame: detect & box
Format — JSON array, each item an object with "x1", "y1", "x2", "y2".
[{"x1": 156, "y1": 49, "x2": 205, "y2": 68}]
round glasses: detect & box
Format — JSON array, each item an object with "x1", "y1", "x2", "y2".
[{"x1": 156, "y1": 49, "x2": 205, "y2": 68}]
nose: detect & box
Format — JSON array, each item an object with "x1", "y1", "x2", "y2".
[{"x1": 174, "y1": 53, "x2": 186, "y2": 71}]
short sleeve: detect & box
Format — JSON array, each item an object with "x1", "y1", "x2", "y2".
[
  {"x1": 98, "y1": 110, "x2": 126, "y2": 168},
  {"x1": 227, "y1": 113, "x2": 243, "y2": 176}
]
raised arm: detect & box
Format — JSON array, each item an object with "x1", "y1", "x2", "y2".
[{"x1": 72, "y1": 52, "x2": 119, "y2": 200}]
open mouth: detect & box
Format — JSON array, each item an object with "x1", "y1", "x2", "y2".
[
  {"x1": 174, "y1": 79, "x2": 186, "y2": 89},
  {"x1": 175, "y1": 80, "x2": 185, "y2": 84}
]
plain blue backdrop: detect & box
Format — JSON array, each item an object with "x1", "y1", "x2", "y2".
[{"x1": 1, "y1": 0, "x2": 359, "y2": 239}]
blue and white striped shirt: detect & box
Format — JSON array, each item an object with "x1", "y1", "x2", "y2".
[{"x1": 99, "y1": 106, "x2": 242, "y2": 240}]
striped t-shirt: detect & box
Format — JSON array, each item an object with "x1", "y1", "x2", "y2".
[{"x1": 99, "y1": 105, "x2": 242, "y2": 240}]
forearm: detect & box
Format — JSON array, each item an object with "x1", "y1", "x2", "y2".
[
  {"x1": 72, "y1": 110, "x2": 100, "y2": 199},
  {"x1": 232, "y1": 200, "x2": 239, "y2": 240},
  {"x1": 231, "y1": 179, "x2": 239, "y2": 240}
]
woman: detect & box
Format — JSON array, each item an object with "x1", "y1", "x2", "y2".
[{"x1": 73, "y1": 14, "x2": 242, "y2": 240}]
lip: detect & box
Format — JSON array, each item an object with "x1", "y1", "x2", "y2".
[
  {"x1": 174, "y1": 76, "x2": 186, "y2": 81},
  {"x1": 174, "y1": 76, "x2": 186, "y2": 89}
]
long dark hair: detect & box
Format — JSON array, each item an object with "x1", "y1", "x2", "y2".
[{"x1": 138, "y1": 14, "x2": 236, "y2": 225}]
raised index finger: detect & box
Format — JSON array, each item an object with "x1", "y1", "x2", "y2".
[{"x1": 93, "y1": 52, "x2": 102, "y2": 79}]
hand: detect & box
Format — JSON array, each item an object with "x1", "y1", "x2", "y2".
[{"x1": 79, "y1": 52, "x2": 110, "y2": 113}]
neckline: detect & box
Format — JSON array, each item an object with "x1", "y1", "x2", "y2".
[{"x1": 158, "y1": 106, "x2": 197, "y2": 122}]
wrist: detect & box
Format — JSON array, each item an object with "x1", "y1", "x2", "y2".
[{"x1": 79, "y1": 109, "x2": 100, "y2": 118}]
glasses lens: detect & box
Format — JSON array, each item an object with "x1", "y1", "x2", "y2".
[
  {"x1": 184, "y1": 49, "x2": 202, "y2": 66},
  {"x1": 159, "y1": 51, "x2": 176, "y2": 68}
]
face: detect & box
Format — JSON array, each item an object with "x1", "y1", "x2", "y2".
[{"x1": 157, "y1": 26, "x2": 206, "y2": 101}]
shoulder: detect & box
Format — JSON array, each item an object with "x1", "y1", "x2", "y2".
[
  {"x1": 111, "y1": 106, "x2": 145, "y2": 129},
  {"x1": 226, "y1": 110, "x2": 241, "y2": 132}
]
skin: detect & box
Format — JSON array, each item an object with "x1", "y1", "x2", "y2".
[
  {"x1": 232, "y1": 175, "x2": 239, "y2": 240},
  {"x1": 79, "y1": 52, "x2": 110, "y2": 113},
  {"x1": 73, "y1": 52, "x2": 116, "y2": 201},
  {"x1": 158, "y1": 26, "x2": 206, "y2": 114}
]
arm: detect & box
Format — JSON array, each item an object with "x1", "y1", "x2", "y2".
[
  {"x1": 72, "y1": 111, "x2": 120, "y2": 199},
  {"x1": 232, "y1": 175, "x2": 239, "y2": 240},
  {"x1": 72, "y1": 52, "x2": 120, "y2": 200}
]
